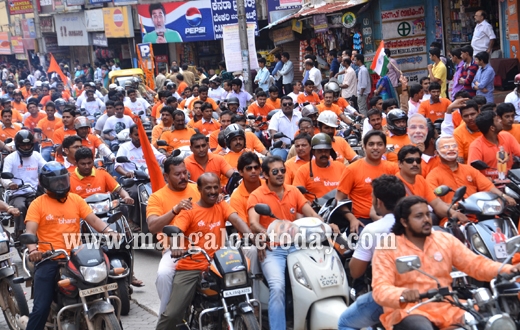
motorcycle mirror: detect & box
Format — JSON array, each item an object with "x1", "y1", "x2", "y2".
[
  {"x1": 434, "y1": 185, "x2": 452, "y2": 197},
  {"x1": 254, "y1": 204, "x2": 275, "y2": 218},
  {"x1": 452, "y1": 186, "x2": 467, "y2": 204},
  {"x1": 156, "y1": 140, "x2": 168, "y2": 147},
  {"x1": 138, "y1": 111, "x2": 145, "y2": 116},
  {"x1": 272, "y1": 140, "x2": 284, "y2": 149},
  {"x1": 116, "y1": 156, "x2": 130, "y2": 163},
  {"x1": 395, "y1": 255, "x2": 422, "y2": 274},
  {"x1": 163, "y1": 226, "x2": 184, "y2": 236},
  {"x1": 107, "y1": 211, "x2": 123, "y2": 224},
  {"x1": 33, "y1": 128, "x2": 42, "y2": 134},
  {"x1": 506, "y1": 236, "x2": 520, "y2": 255},
  {"x1": 470, "y1": 160, "x2": 489, "y2": 171},
  {"x1": 296, "y1": 186, "x2": 309, "y2": 195},
  {"x1": 0, "y1": 172, "x2": 14, "y2": 180},
  {"x1": 4, "y1": 138, "x2": 12, "y2": 144},
  {"x1": 171, "y1": 149, "x2": 182, "y2": 158},
  {"x1": 247, "y1": 114, "x2": 256, "y2": 120},
  {"x1": 256, "y1": 116, "x2": 263, "y2": 122},
  {"x1": 344, "y1": 127, "x2": 352, "y2": 136},
  {"x1": 121, "y1": 178, "x2": 135, "y2": 188},
  {"x1": 18, "y1": 233, "x2": 38, "y2": 245},
  {"x1": 273, "y1": 132, "x2": 285, "y2": 140},
  {"x1": 355, "y1": 115, "x2": 363, "y2": 122}
]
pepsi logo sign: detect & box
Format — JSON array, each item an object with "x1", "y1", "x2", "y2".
[{"x1": 185, "y1": 7, "x2": 205, "y2": 34}]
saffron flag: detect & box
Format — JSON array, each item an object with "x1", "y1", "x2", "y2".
[
  {"x1": 370, "y1": 41, "x2": 389, "y2": 76},
  {"x1": 132, "y1": 115, "x2": 166, "y2": 192},
  {"x1": 47, "y1": 53, "x2": 69, "y2": 90}
]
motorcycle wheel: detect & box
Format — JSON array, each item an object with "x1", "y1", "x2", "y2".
[
  {"x1": 0, "y1": 276, "x2": 29, "y2": 330},
  {"x1": 91, "y1": 313, "x2": 122, "y2": 330},
  {"x1": 233, "y1": 312, "x2": 260, "y2": 330},
  {"x1": 115, "y1": 278, "x2": 130, "y2": 316}
]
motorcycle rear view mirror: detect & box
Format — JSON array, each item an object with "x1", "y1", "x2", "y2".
[
  {"x1": 156, "y1": 140, "x2": 168, "y2": 147},
  {"x1": 107, "y1": 211, "x2": 123, "y2": 224},
  {"x1": 247, "y1": 114, "x2": 256, "y2": 120},
  {"x1": 4, "y1": 138, "x2": 12, "y2": 144},
  {"x1": 171, "y1": 149, "x2": 182, "y2": 158},
  {"x1": 355, "y1": 115, "x2": 363, "y2": 122},
  {"x1": 121, "y1": 178, "x2": 135, "y2": 188},
  {"x1": 256, "y1": 116, "x2": 263, "y2": 122},
  {"x1": 272, "y1": 141, "x2": 284, "y2": 149},
  {"x1": 272, "y1": 132, "x2": 285, "y2": 140},
  {"x1": 18, "y1": 233, "x2": 38, "y2": 245},
  {"x1": 163, "y1": 226, "x2": 184, "y2": 236},
  {"x1": 434, "y1": 185, "x2": 452, "y2": 197},
  {"x1": 452, "y1": 186, "x2": 467, "y2": 204},
  {"x1": 506, "y1": 236, "x2": 520, "y2": 255},
  {"x1": 470, "y1": 160, "x2": 489, "y2": 171},
  {"x1": 32, "y1": 128, "x2": 42, "y2": 134},
  {"x1": 116, "y1": 156, "x2": 130, "y2": 163},
  {"x1": 395, "y1": 255, "x2": 422, "y2": 274},
  {"x1": 254, "y1": 204, "x2": 276, "y2": 218},
  {"x1": 0, "y1": 172, "x2": 14, "y2": 180},
  {"x1": 296, "y1": 186, "x2": 309, "y2": 195}
]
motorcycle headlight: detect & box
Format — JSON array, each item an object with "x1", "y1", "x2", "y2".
[
  {"x1": 140, "y1": 188, "x2": 149, "y2": 204},
  {"x1": 485, "y1": 314, "x2": 516, "y2": 330},
  {"x1": 293, "y1": 263, "x2": 312, "y2": 290},
  {"x1": 224, "y1": 271, "x2": 247, "y2": 288},
  {"x1": 472, "y1": 234, "x2": 490, "y2": 257},
  {"x1": 477, "y1": 199, "x2": 504, "y2": 215},
  {"x1": 89, "y1": 200, "x2": 111, "y2": 215},
  {"x1": 0, "y1": 241, "x2": 8, "y2": 255},
  {"x1": 80, "y1": 263, "x2": 107, "y2": 284}
]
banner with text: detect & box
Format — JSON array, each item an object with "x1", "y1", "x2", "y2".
[
  {"x1": 8, "y1": 0, "x2": 34, "y2": 15},
  {"x1": 0, "y1": 32, "x2": 12, "y2": 55},
  {"x1": 222, "y1": 23, "x2": 259, "y2": 72},
  {"x1": 11, "y1": 36, "x2": 24, "y2": 54},
  {"x1": 55, "y1": 12, "x2": 90, "y2": 46}
]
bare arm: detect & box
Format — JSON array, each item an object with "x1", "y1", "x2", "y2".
[
  {"x1": 147, "y1": 199, "x2": 193, "y2": 234},
  {"x1": 248, "y1": 207, "x2": 266, "y2": 234},
  {"x1": 228, "y1": 212, "x2": 251, "y2": 234},
  {"x1": 349, "y1": 258, "x2": 370, "y2": 279}
]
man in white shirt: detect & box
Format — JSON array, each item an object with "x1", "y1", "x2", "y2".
[
  {"x1": 94, "y1": 100, "x2": 115, "y2": 135},
  {"x1": 356, "y1": 54, "x2": 371, "y2": 116},
  {"x1": 504, "y1": 78, "x2": 520, "y2": 122},
  {"x1": 268, "y1": 96, "x2": 301, "y2": 160},
  {"x1": 103, "y1": 101, "x2": 135, "y2": 148},
  {"x1": 407, "y1": 83, "x2": 424, "y2": 116},
  {"x1": 286, "y1": 81, "x2": 302, "y2": 104},
  {"x1": 471, "y1": 10, "x2": 496, "y2": 54},
  {"x1": 276, "y1": 52, "x2": 294, "y2": 96},
  {"x1": 80, "y1": 89, "x2": 105, "y2": 119},
  {"x1": 124, "y1": 88, "x2": 151, "y2": 118},
  {"x1": 208, "y1": 78, "x2": 224, "y2": 100},
  {"x1": 75, "y1": 83, "x2": 103, "y2": 108},
  {"x1": 420, "y1": 77, "x2": 431, "y2": 101},
  {"x1": 339, "y1": 57, "x2": 357, "y2": 101},
  {"x1": 305, "y1": 60, "x2": 322, "y2": 92}
]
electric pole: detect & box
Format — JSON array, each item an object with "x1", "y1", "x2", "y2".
[
  {"x1": 31, "y1": 0, "x2": 45, "y2": 55},
  {"x1": 236, "y1": 0, "x2": 252, "y2": 93}
]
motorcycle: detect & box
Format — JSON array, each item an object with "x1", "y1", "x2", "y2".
[
  {"x1": 163, "y1": 225, "x2": 260, "y2": 330},
  {"x1": 396, "y1": 235, "x2": 520, "y2": 329},
  {"x1": 15, "y1": 214, "x2": 125, "y2": 330},
  {"x1": 156, "y1": 140, "x2": 192, "y2": 159},
  {"x1": 253, "y1": 204, "x2": 349, "y2": 330},
  {"x1": 83, "y1": 193, "x2": 133, "y2": 316},
  {"x1": 340, "y1": 116, "x2": 364, "y2": 156}
]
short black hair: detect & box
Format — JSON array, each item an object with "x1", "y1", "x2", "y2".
[
  {"x1": 363, "y1": 130, "x2": 386, "y2": 147},
  {"x1": 474, "y1": 51, "x2": 489, "y2": 64},
  {"x1": 231, "y1": 114, "x2": 246, "y2": 123},
  {"x1": 429, "y1": 82, "x2": 441, "y2": 92},
  {"x1": 1, "y1": 109, "x2": 12, "y2": 117},
  {"x1": 369, "y1": 96, "x2": 382, "y2": 107},
  {"x1": 451, "y1": 48, "x2": 462, "y2": 59},
  {"x1": 392, "y1": 196, "x2": 429, "y2": 236},
  {"x1": 409, "y1": 83, "x2": 423, "y2": 98},
  {"x1": 268, "y1": 85, "x2": 279, "y2": 93},
  {"x1": 281, "y1": 52, "x2": 290, "y2": 59},
  {"x1": 298, "y1": 117, "x2": 313, "y2": 127},
  {"x1": 496, "y1": 103, "x2": 516, "y2": 117},
  {"x1": 105, "y1": 100, "x2": 115, "y2": 108},
  {"x1": 75, "y1": 147, "x2": 93, "y2": 162},
  {"x1": 294, "y1": 132, "x2": 312, "y2": 147},
  {"x1": 63, "y1": 106, "x2": 76, "y2": 116},
  {"x1": 454, "y1": 90, "x2": 471, "y2": 99},
  {"x1": 198, "y1": 85, "x2": 209, "y2": 93},
  {"x1": 62, "y1": 135, "x2": 82, "y2": 149},
  {"x1": 461, "y1": 45, "x2": 474, "y2": 57},
  {"x1": 149, "y1": 3, "x2": 166, "y2": 17},
  {"x1": 304, "y1": 80, "x2": 315, "y2": 87},
  {"x1": 398, "y1": 145, "x2": 422, "y2": 162},
  {"x1": 258, "y1": 58, "x2": 266, "y2": 64},
  {"x1": 419, "y1": 76, "x2": 430, "y2": 85},
  {"x1": 231, "y1": 78, "x2": 242, "y2": 88},
  {"x1": 256, "y1": 90, "x2": 267, "y2": 98},
  {"x1": 372, "y1": 175, "x2": 406, "y2": 212},
  {"x1": 173, "y1": 109, "x2": 185, "y2": 119},
  {"x1": 190, "y1": 133, "x2": 207, "y2": 146},
  {"x1": 160, "y1": 105, "x2": 175, "y2": 116},
  {"x1": 473, "y1": 95, "x2": 487, "y2": 106},
  {"x1": 261, "y1": 155, "x2": 284, "y2": 177},
  {"x1": 367, "y1": 108, "x2": 382, "y2": 119},
  {"x1": 354, "y1": 54, "x2": 364, "y2": 64},
  {"x1": 459, "y1": 100, "x2": 479, "y2": 116},
  {"x1": 237, "y1": 151, "x2": 260, "y2": 172},
  {"x1": 114, "y1": 101, "x2": 124, "y2": 108},
  {"x1": 480, "y1": 103, "x2": 496, "y2": 112},
  {"x1": 163, "y1": 156, "x2": 184, "y2": 174},
  {"x1": 382, "y1": 98, "x2": 398, "y2": 111},
  {"x1": 220, "y1": 110, "x2": 233, "y2": 119},
  {"x1": 475, "y1": 110, "x2": 496, "y2": 134},
  {"x1": 129, "y1": 124, "x2": 138, "y2": 135},
  {"x1": 429, "y1": 47, "x2": 441, "y2": 58}
]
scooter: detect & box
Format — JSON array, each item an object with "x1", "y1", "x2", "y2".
[
  {"x1": 156, "y1": 140, "x2": 193, "y2": 159},
  {"x1": 253, "y1": 204, "x2": 349, "y2": 330}
]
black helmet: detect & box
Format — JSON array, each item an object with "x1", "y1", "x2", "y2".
[
  {"x1": 227, "y1": 97, "x2": 240, "y2": 105},
  {"x1": 14, "y1": 130, "x2": 35, "y2": 158},
  {"x1": 386, "y1": 109, "x2": 408, "y2": 136},
  {"x1": 39, "y1": 161, "x2": 70, "y2": 201},
  {"x1": 6, "y1": 83, "x2": 15, "y2": 91},
  {"x1": 224, "y1": 124, "x2": 245, "y2": 148}
]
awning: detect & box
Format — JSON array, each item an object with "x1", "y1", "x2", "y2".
[{"x1": 261, "y1": 0, "x2": 369, "y2": 30}]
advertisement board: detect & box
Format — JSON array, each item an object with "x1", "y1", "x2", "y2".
[
  {"x1": 8, "y1": 0, "x2": 34, "y2": 15},
  {"x1": 11, "y1": 36, "x2": 24, "y2": 54},
  {"x1": 41, "y1": 17, "x2": 55, "y2": 33},
  {"x1": 103, "y1": 6, "x2": 134, "y2": 38},
  {"x1": 0, "y1": 32, "x2": 12, "y2": 55},
  {"x1": 55, "y1": 13, "x2": 90, "y2": 46},
  {"x1": 85, "y1": 9, "x2": 104, "y2": 32}
]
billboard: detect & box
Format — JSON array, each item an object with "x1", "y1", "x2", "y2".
[
  {"x1": 103, "y1": 6, "x2": 134, "y2": 38},
  {"x1": 137, "y1": 0, "x2": 256, "y2": 43}
]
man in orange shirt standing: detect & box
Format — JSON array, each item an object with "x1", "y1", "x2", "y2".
[
  {"x1": 11, "y1": 90, "x2": 27, "y2": 114},
  {"x1": 285, "y1": 133, "x2": 312, "y2": 184},
  {"x1": 266, "y1": 86, "x2": 281, "y2": 109},
  {"x1": 297, "y1": 80, "x2": 321, "y2": 107},
  {"x1": 37, "y1": 102, "x2": 63, "y2": 161},
  {"x1": 317, "y1": 90, "x2": 352, "y2": 125},
  {"x1": 191, "y1": 102, "x2": 221, "y2": 135},
  {"x1": 155, "y1": 173, "x2": 252, "y2": 330},
  {"x1": 452, "y1": 100, "x2": 482, "y2": 163},
  {"x1": 247, "y1": 90, "x2": 275, "y2": 120},
  {"x1": 418, "y1": 82, "x2": 451, "y2": 122},
  {"x1": 293, "y1": 133, "x2": 345, "y2": 201},
  {"x1": 317, "y1": 111, "x2": 360, "y2": 165},
  {"x1": 158, "y1": 110, "x2": 197, "y2": 155},
  {"x1": 336, "y1": 130, "x2": 399, "y2": 233},
  {"x1": 496, "y1": 103, "x2": 520, "y2": 143},
  {"x1": 152, "y1": 106, "x2": 174, "y2": 146},
  {"x1": 0, "y1": 109, "x2": 21, "y2": 143},
  {"x1": 185, "y1": 133, "x2": 234, "y2": 182},
  {"x1": 384, "y1": 109, "x2": 411, "y2": 162},
  {"x1": 23, "y1": 101, "x2": 46, "y2": 131}
]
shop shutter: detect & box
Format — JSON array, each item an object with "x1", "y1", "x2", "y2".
[{"x1": 282, "y1": 40, "x2": 303, "y2": 82}]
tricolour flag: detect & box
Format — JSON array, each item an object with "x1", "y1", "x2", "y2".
[{"x1": 370, "y1": 41, "x2": 389, "y2": 76}]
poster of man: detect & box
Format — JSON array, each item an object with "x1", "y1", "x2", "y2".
[{"x1": 142, "y1": 3, "x2": 183, "y2": 43}]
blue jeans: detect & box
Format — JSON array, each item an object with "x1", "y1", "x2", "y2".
[
  {"x1": 26, "y1": 260, "x2": 60, "y2": 330},
  {"x1": 338, "y1": 292, "x2": 383, "y2": 330},
  {"x1": 260, "y1": 245, "x2": 297, "y2": 330},
  {"x1": 40, "y1": 146, "x2": 53, "y2": 161}
]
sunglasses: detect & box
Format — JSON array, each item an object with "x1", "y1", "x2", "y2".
[
  {"x1": 245, "y1": 165, "x2": 260, "y2": 171},
  {"x1": 403, "y1": 157, "x2": 421, "y2": 164},
  {"x1": 282, "y1": 103, "x2": 293, "y2": 107},
  {"x1": 271, "y1": 168, "x2": 286, "y2": 175}
]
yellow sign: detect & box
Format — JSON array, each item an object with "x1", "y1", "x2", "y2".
[
  {"x1": 103, "y1": 6, "x2": 134, "y2": 38},
  {"x1": 292, "y1": 20, "x2": 302, "y2": 34}
]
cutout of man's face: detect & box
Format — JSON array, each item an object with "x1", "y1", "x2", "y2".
[{"x1": 408, "y1": 115, "x2": 428, "y2": 144}]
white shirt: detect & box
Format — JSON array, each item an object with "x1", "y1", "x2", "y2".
[
  {"x1": 95, "y1": 113, "x2": 110, "y2": 132},
  {"x1": 422, "y1": 93, "x2": 431, "y2": 102},
  {"x1": 471, "y1": 20, "x2": 496, "y2": 54},
  {"x1": 362, "y1": 112, "x2": 387, "y2": 137},
  {"x1": 81, "y1": 99, "x2": 105, "y2": 118},
  {"x1": 1, "y1": 151, "x2": 46, "y2": 195},
  {"x1": 505, "y1": 89, "x2": 520, "y2": 122},
  {"x1": 357, "y1": 66, "x2": 371, "y2": 96},
  {"x1": 268, "y1": 110, "x2": 301, "y2": 145},
  {"x1": 75, "y1": 90, "x2": 103, "y2": 108},
  {"x1": 308, "y1": 67, "x2": 322, "y2": 91},
  {"x1": 208, "y1": 86, "x2": 224, "y2": 101},
  {"x1": 341, "y1": 66, "x2": 357, "y2": 98},
  {"x1": 103, "y1": 115, "x2": 134, "y2": 137},
  {"x1": 115, "y1": 140, "x2": 165, "y2": 173},
  {"x1": 352, "y1": 213, "x2": 395, "y2": 262},
  {"x1": 408, "y1": 99, "x2": 421, "y2": 116},
  {"x1": 125, "y1": 98, "x2": 151, "y2": 118},
  {"x1": 287, "y1": 92, "x2": 302, "y2": 104}
]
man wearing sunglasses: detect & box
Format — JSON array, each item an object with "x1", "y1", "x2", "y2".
[
  {"x1": 247, "y1": 155, "x2": 321, "y2": 330},
  {"x1": 268, "y1": 96, "x2": 301, "y2": 161},
  {"x1": 394, "y1": 145, "x2": 468, "y2": 226}
]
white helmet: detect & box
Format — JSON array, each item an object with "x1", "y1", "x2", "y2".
[{"x1": 317, "y1": 110, "x2": 338, "y2": 128}]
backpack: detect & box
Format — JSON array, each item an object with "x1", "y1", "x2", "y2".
[{"x1": 444, "y1": 56, "x2": 455, "y2": 81}]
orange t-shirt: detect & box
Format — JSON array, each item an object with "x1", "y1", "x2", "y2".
[
  {"x1": 39, "y1": 95, "x2": 52, "y2": 107},
  {"x1": 185, "y1": 153, "x2": 232, "y2": 182},
  {"x1": 421, "y1": 154, "x2": 441, "y2": 177},
  {"x1": 146, "y1": 183, "x2": 200, "y2": 220},
  {"x1": 37, "y1": 117, "x2": 63, "y2": 147},
  {"x1": 332, "y1": 137, "x2": 358, "y2": 164},
  {"x1": 266, "y1": 98, "x2": 281, "y2": 109},
  {"x1": 177, "y1": 81, "x2": 188, "y2": 95},
  {"x1": 81, "y1": 134, "x2": 104, "y2": 156},
  {"x1": 174, "y1": 202, "x2": 236, "y2": 271},
  {"x1": 334, "y1": 97, "x2": 350, "y2": 110},
  {"x1": 454, "y1": 123, "x2": 482, "y2": 163},
  {"x1": 209, "y1": 129, "x2": 223, "y2": 150},
  {"x1": 61, "y1": 91, "x2": 71, "y2": 100},
  {"x1": 223, "y1": 150, "x2": 244, "y2": 170},
  {"x1": 293, "y1": 159, "x2": 345, "y2": 201},
  {"x1": 152, "y1": 121, "x2": 169, "y2": 146},
  {"x1": 452, "y1": 110, "x2": 462, "y2": 128},
  {"x1": 191, "y1": 118, "x2": 221, "y2": 135},
  {"x1": 285, "y1": 156, "x2": 310, "y2": 184},
  {"x1": 426, "y1": 162, "x2": 494, "y2": 204},
  {"x1": 396, "y1": 172, "x2": 436, "y2": 203},
  {"x1": 384, "y1": 134, "x2": 411, "y2": 163},
  {"x1": 188, "y1": 97, "x2": 219, "y2": 111},
  {"x1": 20, "y1": 87, "x2": 29, "y2": 99},
  {"x1": 248, "y1": 102, "x2": 275, "y2": 120},
  {"x1": 53, "y1": 127, "x2": 76, "y2": 163},
  {"x1": 11, "y1": 109, "x2": 23, "y2": 124},
  {"x1": 506, "y1": 124, "x2": 520, "y2": 144},
  {"x1": 23, "y1": 112, "x2": 46, "y2": 131},
  {"x1": 25, "y1": 193, "x2": 92, "y2": 254},
  {"x1": 247, "y1": 184, "x2": 309, "y2": 229},
  {"x1": 317, "y1": 103, "x2": 342, "y2": 117},
  {"x1": 0, "y1": 124, "x2": 20, "y2": 141},
  {"x1": 158, "y1": 127, "x2": 197, "y2": 153},
  {"x1": 11, "y1": 101, "x2": 27, "y2": 114},
  {"x1": 69, "y1": 168, "x2": 119, "y2": 198},
  {"x1": 151, "y1": 102, "x2": 164, "y2": 119},
  {"x1": 467, "y1": 131, "x2": 520, "y2": 179},
  {"x1": 297, "y1": 92, "x2": 320, "y2": 105},
  {"x1": 294, "y1": 127, "x2": 320, "y2": 137},
  {"x1": 418, "y1": 98, "x2": 452, "y2": 122},
  {"x1": 230, "y1": 180, "x2": 263, "y2": 224},
  {"x1": 337, "y1": 159, "x2": 399, "y2": 218}
]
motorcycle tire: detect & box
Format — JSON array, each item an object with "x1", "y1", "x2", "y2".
[
  {"x1": 233, "y1": 312, "x2": 260, "y2": 330},
  {"x1": 91, "y1": 312, "x2": 122, "y2": 330},
  {"x1": 0, "y1": 276, "x2": 30, "y2": 330},
  {"x1": 115, "y1": 278, "x2": 130, "y2": 316}
]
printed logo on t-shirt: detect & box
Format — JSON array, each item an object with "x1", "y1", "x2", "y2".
[
  {"x1": 46, "y1": 214, "x2": 54, "y2": 221},
  {"x1": 290, "y1": 208, "x2": 296, "y2": 214},
  {"x1": 314, "y1": 177, "x2": 321, "y2": 182},
  {"x1": 365, "y1": 177, "x2": 372, "y2": 183},
  {"x1": 466, "y1": 176, "x2": 473, "y2": 183},
  {"x1": 115, "y1": 121, "x2": 127, "y2": 134},
  {"x1": 198, "y1": 220, "x2": 205, "y2": 227}
]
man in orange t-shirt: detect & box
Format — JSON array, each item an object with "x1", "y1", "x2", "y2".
[
  {"x1": 152, "y1": 106, "x2": 173, "y2": 145},
  {"x1": 336, "y1": 131, "x2": 399, "y2": 232},
  {"x1": 497, "y1": 102, "x2": 520, "y2": 144},
  {"x1": 188, "y1": 86, "x2": 219, "y2": 111},
  {"x1": 37, "y1": 102, "x2": 63, "y2": 161},
  {"x1": 266, "y1": 86, "x2": 281, "y2": 109},
  {"x1": 191, "y1": 102, "x2": 221, "y2": 135},
  {"x1": 0, "y1": 109, "x2": 21, "y2": 142},
  {"x1": 185, "y1": 133, "x2": 233, "y2": 182},
  {"x1": 151, "y1": 90, "x2": 171, "y2": 123},
  {"x1": 285, "y1": 133, "x2": 312, "y2": 184},
  {"x1": 453, "y1": 100, "x2": 482, "y2": 163},
  {"x1": 158, "y1": 110, "x2": 197, "y2": 155},
  {"x1": 11, "y1": 90, "x2": 27, "y2": 114},
  {"x1": 155, "y1": 173, "x2": 251, "y2": 330},
  {"x1": 2, "y1": 99, "x2": 24, "y2": 124},
  {"x1": 247, "y1": 91, "x2": 275, "y2": 120},
  {"x1": 384, "y1": 109, "x2": 411, "y2": 163},
  {"x1": 418, "y1": 82, "x2": 452, "y2": 122},
  {"x1": 317, "y1": 90, "x2": 352, "y2": 125},
  {"x1": 297, "y1": 80, "x2": 321, "y2": 106},
  {"x1": 54, "y1": 107, "x2": 77, "y2": 163},
  {"x1": 230, "y1": 152, "x2": 262, "y2": 223},
  {"x1": 74, "y1": 116, "x2": 115, "y2": 162},
  {"x1": 23, "y1": 101, "x2": 46, "y2": 131}
]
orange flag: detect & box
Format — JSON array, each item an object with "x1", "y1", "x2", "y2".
[
  {"x1": 132, "y1": 115, "x2": 166, "y2": 192},
  {"x1": 47, "y1": 53, "x2": 69, "y2": 90}
]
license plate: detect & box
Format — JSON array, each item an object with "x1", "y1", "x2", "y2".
[
  {"x1": 494, "y1": 242, "x2": 508, "y2": 259},
  {"x1": 223, "y1": 287, "x2": 252, "y2": 298},
  {"x1": 79, "y1": 283, "x2": 118, "y2": 297},
  {"x1": 319, "y1": 274, "x2": 340, "y2": 288},
  {"x1": 450, "y1": 271, "x2": 468, "y2": 279},
  {"x1": 0, "y1": 250, "x2": 15, "y2": 262}
]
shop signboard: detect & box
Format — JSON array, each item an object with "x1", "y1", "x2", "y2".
[
  {"x1": 385, "y1": 37, "x2": 427, "y2": 56},
  {"x1": 113, "y1": 0, "x2": 137, "y2": 5},
  {"x1": 222, "y1": 23, "x2": 259, "y2": 72},
  {"x1": 313, "y1": 14, "x2": 328, "y2": 33},
  {"x1": 137, "y1": 0, "x2": 256, "y2": 43},
  {"x1": 403, "y1": 69, "x2": 429, "y2": 84},
  {"x1": 103, "y1": 6, "x2": 134, "y2": 38},
  {"x1": 21, "y1": 19, "x2": 36, "y2": 39},
  {"x1": 39, "y1": 0, "x2": 54, "y2": 13},
  {"x1": 381, "y1": 6, "x2": 425, "y2": 21},
  {"x1": 266, "y1": 0, "x2": 300, "y2": 23},
  {"x1": 11, "y1": 36, "x2": 24, "y2": 54},
  {"x1": 41, "y1": 17, "x2": 55, "y2": 33},
  {"x1": 137, "y1": 43, "x2": 152, "y2": 60},
  {"x1": 271, "y1": 25, "x2": 295, "y2": 45},
  {"x1": 382, "y1": 18, "x2": 425, "y2": 40},
  {"x1": 65, "y1": 0, "x2": 84, "y2": 5},
  {"x1": 85, "y1": 9, "x2": 104, "y2": 31},
  {"x1": 89, "y1": 0, "x2": 110, "y2": 5},
  {"x1": 8, "y1": 0, "x2": 34, "y2": 15},
  {"x1": 92, "y1": 33, "x2": 108, "y2": 47},
  {"x1": 0, "y1": 32, "x2": 12, "y2": 55},
  {"x1": 21, "y1": 38, "x2": 35, "y2": 50},
  {"x1": 55, "y1": 13, "x2": 90, "y2": 46},
  {"x1": 394, "y1": 54, "x2": 427, "y2": 72}
]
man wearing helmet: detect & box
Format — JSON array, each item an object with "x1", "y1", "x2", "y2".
[
  {"x1": 225, "y1": 97, "x2": 240, "y2": 114},
  {"x1": 384, "y1": 109, "x2": 411, "y2": 162},
  {"x1": 74, "y1": 116, "x2": 115, "y2": 162},
  {"x1": 222, "y1": 123, "x2": 247, "y2": 173},
  {"x1": 158, "y1": 110, "x2": 197, "y2": 155},
  {"x1": 504, "y1": 73, "x2": 520, "y2": 122},
  {"x1": 23, "y1": 161, "x2": 119, "y2": 330},
  {"x1": 3, "y1": 83, "x2": 15, "y2": 100},
  {"x1": 317, "y1": 110, "x2": 359, "y2": 164},
  {"x1": 2, "y1": 129, "x2": 46, "y2": 238},
  {"x1": 293, "y1": 133, "x2": 345, "y2": 201}
]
